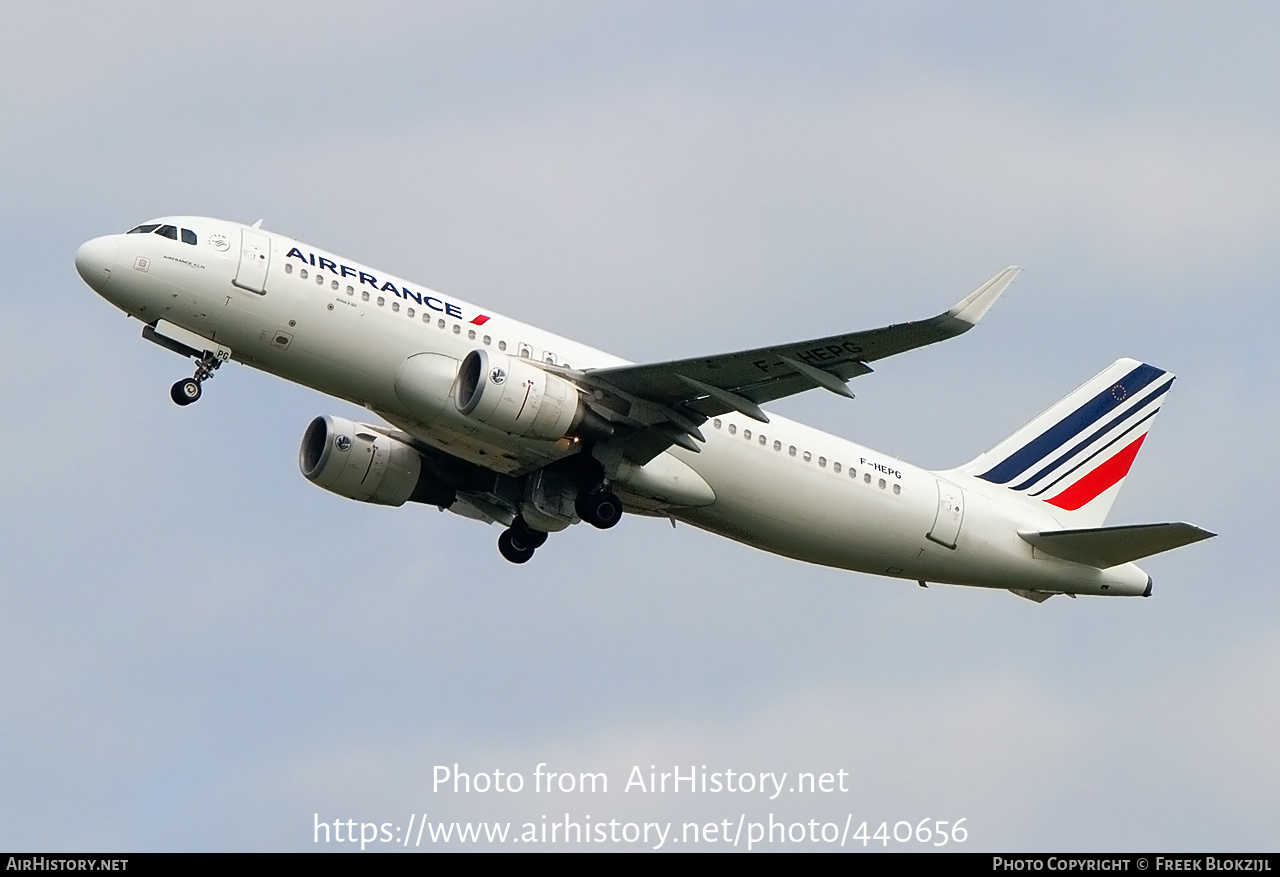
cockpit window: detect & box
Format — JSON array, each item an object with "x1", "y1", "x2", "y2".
[
  {"x1": 180, "y1": 228, "x2": 197, "y2": 245},
  {"x1": 127, "y1": 224, "x2": 160, "y2": 234},
  {"x1": 155, "y1": 225, "x2": 178, "y2": 240}
]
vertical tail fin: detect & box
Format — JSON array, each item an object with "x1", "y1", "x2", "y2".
[{"x1": 959, "y1": 359, "x2": 1175, "y2": 528}]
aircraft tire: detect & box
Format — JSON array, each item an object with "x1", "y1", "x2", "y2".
[
  {"x1": 171, "y1": 379, "x2": 201, "y2": 406},
  {"x1": 512, "y1": 518, "x2": 548, "y2": 549},
  {"x1": 498, "y1": 528, "x2": 536, "y2": 564},
  {"x1": 576, "y1": 490, "x2": 622, "y2": 530}
]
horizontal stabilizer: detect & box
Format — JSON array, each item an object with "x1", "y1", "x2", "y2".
[{"x1": 1019, "y1": 522, "x2": 1215, "y2": 568}]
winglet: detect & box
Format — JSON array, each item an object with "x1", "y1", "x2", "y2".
[{"x1": 947, "y1": 266, "x2": 1021, "y2": 327}]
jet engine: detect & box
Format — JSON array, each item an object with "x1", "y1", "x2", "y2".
[
  {"x1": 299, "y1": 415, "x2": 455, "y2": 507},
  {"x1": 454, "y1": 349, "x2": 611, "y2": 440}
]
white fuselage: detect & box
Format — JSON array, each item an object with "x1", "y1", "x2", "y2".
[{"x1": 76, "y1": 216, "x2": 1151, "y2": 597}]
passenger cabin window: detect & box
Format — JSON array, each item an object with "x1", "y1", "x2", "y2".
[
  {"x1": 126, "y1": 224, "x2": 160, "y2": 234},
  {"x1": 180, "y1": 229, "x2": 197, "y2": 245},
  {"x1": 155, "y1": 225, "x2": 178, "y2": 240}
]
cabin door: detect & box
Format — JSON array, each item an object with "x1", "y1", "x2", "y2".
[
  {"x1": 233, "y1": 229, "x2": 271, "y2": 294},
  {"x1": 927, "y1": 479, "x2": 965, "y2": 549}
]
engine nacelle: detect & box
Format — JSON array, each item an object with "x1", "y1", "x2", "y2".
[
  {"x1": 299, "y1": 415, "x2": 454, "y2": 507},
  {"x1": 454, "y1": 348, "x2": 591, "y2": 440}
]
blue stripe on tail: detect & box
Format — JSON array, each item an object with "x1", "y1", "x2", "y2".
[
  {"x1": 1008, "y1": 381, "x2": 1171, "y2": 492},
  {"x1": 979, "y1": 363, "x2": 1165, "y2": 485}
]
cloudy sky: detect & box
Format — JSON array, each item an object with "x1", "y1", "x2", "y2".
[{"x1": 2, "y1": 1, "x2": 1276, "y2": 852}]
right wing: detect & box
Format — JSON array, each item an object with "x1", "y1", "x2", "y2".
[{"x1": 578, "y1": 267, "x2": 1021, "y2": 462}]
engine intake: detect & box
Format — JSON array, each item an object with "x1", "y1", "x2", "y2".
[
  {"x1": 299, "y1": 415, "x2": 455, "y2": 507},
  {"x1": 454, "y1": 349, "x2": 610, "y2": 440}
]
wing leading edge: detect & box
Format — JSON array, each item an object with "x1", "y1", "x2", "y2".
[{"x1": 581, "y1": 267, "x2": 1021, "y2": 463}]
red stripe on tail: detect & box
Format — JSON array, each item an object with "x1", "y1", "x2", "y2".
[{"x1": 1046, "y1": 434, "x2": 1148, "y2": 512}]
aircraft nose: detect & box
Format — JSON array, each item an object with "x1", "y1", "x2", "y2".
[{"x1": 74, "y1": 236, "x2": 117, "y2": 292}]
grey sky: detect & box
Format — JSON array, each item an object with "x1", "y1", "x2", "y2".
[{"x1": 0, "y1": 2, "x2": 1274, "y2": 851}]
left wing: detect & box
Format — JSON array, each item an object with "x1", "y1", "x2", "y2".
[{"x1": 579, "y1": 267, "x2": 1020, "y2": 463}]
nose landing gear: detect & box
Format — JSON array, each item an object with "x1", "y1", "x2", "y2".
[
  {"x1": 170, "y1": 379, "x2": 202, "y2": 405},
  {"x1": 170, "y1": 350, "x2": 223, "y2": 406}
]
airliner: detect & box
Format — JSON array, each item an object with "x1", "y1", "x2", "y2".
[{"x1": 74, "y1": 216, "x2": 1213, "y2": 601}]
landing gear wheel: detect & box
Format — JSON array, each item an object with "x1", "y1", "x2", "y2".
[
  {"x1": 170, "y1": 378, "x2": 202, "y2": 406},
  {"x1": 511, "y1": 517, "x2": 548, "y2": 549},
  {"x1": 170, "y1": 350, "x2": 224, "y2": 407},
  {"x1": 498, "y1": 528, "x2": 536, "y2": 564},
  {"x1": 576, "y1": 490, "x2": 623, "y2": 529}
]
